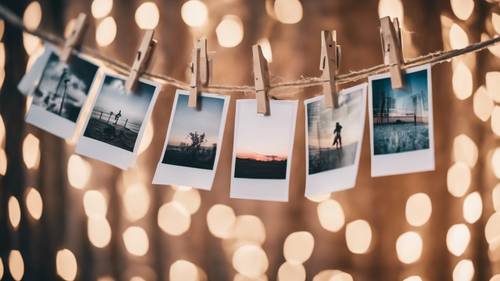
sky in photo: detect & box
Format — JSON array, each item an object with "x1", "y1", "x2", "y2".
[
  {"x1": 372, "y1": 69, "x2": 429, "y2": 116},
  {"x1": 307, "y1": 89, "x2": 364, "y2": 149},
  {"x1": 93, "y1": 75, "x2": 155, "y2": 125},
  {"x1": 235, "y1": 101, "x2": 295, "y2": 159},
  {"x1": 167, "y1": 93, "x2": 225, "y2": 146}
]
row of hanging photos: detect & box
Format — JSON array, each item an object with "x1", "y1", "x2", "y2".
[{"x1": 60, "y1": 13, "x2": 405, "y2": 112}]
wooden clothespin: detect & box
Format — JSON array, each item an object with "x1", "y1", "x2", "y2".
[
  {"x1": 252, "y1": 44, "x2": 270, "y2": 115},
  {"x1": 60, "y1": 13, "x2": 88, "y2": 63},
  {"x1": 380, "y1": 16, "x2": 404, "y2": 89},
  {"x1": 189, "y1": 37, "x2": 211, "y2": 108},
  {"x1": 319, "y1": 30, "x2": 341, "y2": 108},
  {"x1": 125, "y1": 30, "x2": 157, "y2": 92}
]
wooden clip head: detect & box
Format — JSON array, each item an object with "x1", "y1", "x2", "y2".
[
  {"x1": 60, "y1": 13, "x2": 88, "y2": 63},
  {"x1": 380, "y1": 16, "x2": 404, "y2": 89},
  {"x1": 252, "y1": 44, "x2": 270, "y2": 115},
  {"x1": 125, "y1": 30, "x2": 157, "y2": 92},
  {"x1": 319, "y1": 30, "x2": 341, "y2": 108},
  {"x1": 189, "y1": 37, "x2": 211, "y2": 108}
]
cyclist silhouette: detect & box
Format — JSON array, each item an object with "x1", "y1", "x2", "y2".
[
  {"x1": 333, "y1": 122, "x2": 342, "y2": 149},
  {"x1": 114, "y1": 110, "x2": 122, "y2": 124}
]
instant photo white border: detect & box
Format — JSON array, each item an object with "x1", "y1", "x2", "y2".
[
  {"x1": 18, "y1": 43, "x2": 57, "y2": 96},
  {"x1": 304, "y1": 83, "x2": 367, "y2": 196},
  {"x1": 368, "y1": 64, "x2": 435, "y2": 177},
  {"x1": 24, "y1": 50, "x2": 101, "y2": 139},
  {"x1": 230, "y1": 100, "x2": 298, "y2": 202},
  {"x1": 152, "y1": 90, "x2": 229, "y2": 190},
  {"x1": 75, "y1": 73, "x2": 160, "y2": 170}
]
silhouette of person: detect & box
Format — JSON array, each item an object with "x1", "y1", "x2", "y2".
[
  {"x1": 114, "y1": 110, "x2": 122, "y2": 124},
  {"x1": 333, "y1": 122, "x2": 342, "y2": 149}
]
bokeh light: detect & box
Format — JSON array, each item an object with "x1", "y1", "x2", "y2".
[
  {"x1": 403, "y1": 276, "x2": 423, "y2": 281},
  {"x1": 447, "y1": 162, "x2": 471, "y2": 197},
  {"x1": 91, "y1": 0, "x2": 113, "y2": 19},
  {"x1": 378, "y1": 0, "x2": 404, "y2": 24},
  {"x1": 56, "y1": 249, "x2": 78, "y2": 281},
  {"x1": 306, "y1": 192, "x2": 330, "y2": 203},
  {"x1": 157, "y1": 201, "x2": 191, "y2": 236},
  {"x1": 463, "y1": 191, "x2": 482, "y2": 224},
  {"x1": 8, "y1": 250, "x2": 24, "y2": 281},
  {"x1": 122, "y1": 226, "x2": 149, "y2": 256},
  {"x1": 473, "y1": 86, "x2": 495, "y2": 122},
  {"x1": 283, "y1": 231, "x2": 314, "y2": 264},
  {"x1": 25, "y1": 187, "x2": 43, "y2": 220},
  {"x1": 216, "y1": 15, "x2": 244, "y2": 48},
  {"x1": 277, "y1": 262, "x2": 306, "y2": 281},
  {"x1": 67, "y1": 155, "x2": 91, "y2": 189},
  {"x1": 486, "y1": 72, "x2": 500, "y2": 103},
  {"x1": 84, "y1": 190, "x2": 107, "y2": 219},
  {"x1": 317, "y1": 199, "x2": 345, "y2": 232},
  {"x1": 493, "y1": 184, "x2": 500, "y2": 211},
  {"x1": 274, "y1": 0, "x2": 303, "y2": 24},
  {"x1": 452, "y1": 62, "x2": 473, "y2": 100},
  {"x1": 257, "y1": 38, "x2": 273, "y2": 62},
  {"x1": 449, "y1": 24, "x2": 469, "y2": 49},
  {"x1": 493, "y1": 13, "x2": 500, "y2": 34},
  {"x1": 447, "y1": 224, "x2": 471, "y2": 256},
  {"x1": 0, "y1": 149, "x2": 7, "y2": 176},
  {"x1": 453, "y1": 134, "x2": 478, "y2": 167},
  {"x1": 453, "y1": 259, "x2": 474, "y2": 281},
  {"x1": 450, "y1": 0, "x2": 474, "y2": 21},
  {"x1": 96, "y1": 16, "x2": 117, "y2": 47},
  {"x1": 396, "y1": 231, "x2": 423, "y2": 264},
  {"x1": 172, "y1": 188, "x2": 201, "y2": 215},
  {"x1": 88, "y1": 217, "x2": 112, "y2": 248},
  {"x1": 405, "y1": 193, "x2": 432, "y2": 227},
  {"x1": 135, "y1": 2, "x2": 160, "y2": 29},
  {"x1": 492, "y1": 148, "x2": 500, "y2": 179},
  {"x1": 232, "y1": 244, "x2": 268, "y2": 278},
  {"x1": 0, "y1": 257, "x2": 3, "y2": 280},
  {"x1": 138, "y1": 120, "x2": 154, "y2": 154},
  {"x1": 181, "y1": 0, "x2": 208, "y2": 27},
  {"x1": 23, "y1": 133, "x2": 40, "y2": 169},
  {"x1": 345, "y1": 220, "x2": 372, "y2": 254},
  {"x1": 233, "y1": 215, "x2": 266, "y2": 245},
  {"x1": 169, "y1": 260, "x2": 201, "y2": 281},
  {"x1": 8, "y1": 196, "x2": 21, "y2": 229},
  {"x1": 485, "y1": 212, "x2": 500, "y2": 245},
  {"x1": 23, "y1": 32, "x2": 42, "y2": 56},
  {"x1": 312, "y1": 270, "x2": 353, "y2": 281},
  {"x1": 123, "y1": 183, "x2": 150, "y2": 221},
  {"x1": 207, "y1": 204, "x2": 236, "y2": 239},
  {"x1": 23, "y1": 1, "x2": 42, "y2": 30}
]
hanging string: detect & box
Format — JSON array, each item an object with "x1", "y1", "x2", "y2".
[{"x1": 1, "y1": 4, "x2": 499, "y2": 96}]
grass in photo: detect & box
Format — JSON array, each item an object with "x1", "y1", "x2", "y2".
[
  {"x1": 83, "y1": 75, "x2": 156, "y2": 152},
  {"x1": 372, "y1": 69, "x2": 430, "y2": 155},
  {"x1": 307, "y1": 89, "x2": 364, "y2": 174},
  {"x1": 32, "y1": 53, "x2": 98, "y2": 122},
  {"x1": 162, "y1": 94, "x2": 225, "y2": 170}
]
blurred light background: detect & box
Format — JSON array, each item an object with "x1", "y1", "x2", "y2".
[{"x1": 0, "y1": 0, "x2": 500, "y2": 280}]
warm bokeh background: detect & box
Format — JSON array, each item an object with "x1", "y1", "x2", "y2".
[{"x1": 1, "y1": 0, "x2": 500, "y2": 280}]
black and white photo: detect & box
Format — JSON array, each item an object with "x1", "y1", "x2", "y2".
[
  {"x1": 153, "y1": 90, "x2": 229, "y2": 190},
  {"x1": 76, "y1": 73, "x2": 160, "y2": 169},
  {"x1": 305, "y1": 83, "x2": 367, "y2": 196},
  {"x1": 23, "y1": 46, "x2": 100, "y2": 139},
  {"x1": 230, "y1": 100, "x2": 298, "y2": 201},
  {"x1": 369, "y1": 64, "x2": 435, "y2": 177}
]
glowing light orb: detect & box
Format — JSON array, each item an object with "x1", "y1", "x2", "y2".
[
  {"x1": 453, "y1": 134, "x2": 478, "y2": 167},
  {"x1": 452, "y1": 62, "x2": 473, "y2": 100},
  {"x1": 447, "y1": 224, "x2": 471, "y2": 256},
  {"x1": 87, "y1": 217, "x2": 112, "y2": 248},
  {"x1": 56, "y1": 249, "x2": 78, "y2": 281},
  {"x1": 449, "y1": 24, "x2": 469, "y2": 49},
  {"x1": 8, "y1": 250, "x2": 24, "y2": 281},
  {"x1": 123, "y1": 183, "x2": 150, "y2": 221},
  {"x1": 396, "y1": 231, "x2": 423, "y2": 264},
  {"x1": 25, "y1": 187, "x2": 43, "y2": 220},
  {"x1": 158, "y1": 201, "x2": 191, "y2": 236},
  {"x1": 23, "y1": 1, "x2": 42, "y2": 30},
  {"x1": 233, "y1": 215, "x2": 266, "y2": 245},
  {"x1": 23, "y1": 133, "x2": 40, "y2": 169},
  {"x1": 232, "y1": 245, "x2": 268, "y2": 278},
  {"x1": 8, "y1": 196, "x2": 21, "y2": 229},
  {"x1": 181, "y1": 0, "x2": 208, "y2": 27},
  {"x1": 91, "y1": 0, "x2": 113, "y2": 19},
  {"x1": 169, "y1": 260, "x2": 200, "y2": 281},
  {"x1": 345, "y1": 220, "x2": 372, "y2": 254},
  {"x1": 283, "y1": 231, "x2": 314, "y2": 264},
  {"x1": 274, "y1": 0, "x2": 303, "y2": 24},
  {"x1": 447, "y1": 162, "x2": 471, "y2": 197},
  {"x1": 450, "y1": 0, "x2": 474, "y2": 21},
  {"x1": 277, "y1": 262, "x2": 306, "y2": 281},
  {"x1": 463, "y1": 192, "x2": 482, "y2": 224},
  {"x1": 405, "y1": 193, "x2": 432, "y2": 227},
  {"x1": 122, "y1": 226, "x2": 149, "y2": 256},
  {"x1": 135, "y1": 2, "x2": 160, "y2": 29},
  {"x1": 67, "y1": 155, "x2": 91, "y2": 189},
  {"x1": 96, "y1": 17, "x2": 117, "y2": 47},
  {"x1": 84, "y1": 190, "x2": 107, "y2": 219},
  {"x1": 317, "y1": 199, "x2": 345, "y2": 232},
  {"x1": 453, "y1": 259, "x2": 474, "y2": 281},
  {"x1": 172, "y1": 188, "x2": 201, "y2": 214},
  {"x1": 207, "y1": 204, "x2": 236, "y2": 239},
  {"x1": 216, "y1": 15, "x2": 244, "y2": 48}
]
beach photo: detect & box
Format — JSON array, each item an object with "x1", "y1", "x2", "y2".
[
  {"x1": 304, "y1": 84, "x2": 367, "y2": 196},
  {"x1": 153, "y1": 90, "x2": 229, "y2": 190},
  {"x1": 76, "y1": 73, "x2": 160, "y2": 169},
  {"x1": 369, "y1": 64, "x2": 434, "y2": 177},
  {"x1": 231, "y1": 100, "x2": 298, "y2": 201},
  {"x1": 24, "y1": 49, "x2": 99, "y2": 139}
]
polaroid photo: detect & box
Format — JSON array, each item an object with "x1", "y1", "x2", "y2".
[
  {"x1": 18, "y1": 44, "x2": 56, "y2": 96},
  {"x1": 75, "y1": 73, "x2": 160, "y2": 169},
  {"x1": 368, "y1": 64, "x2": 435, "y2": 177},
  {"x1": 304, "y1": 83, "x2": 367, "y2": 196},
  {"x1": 230, "y1": 100, "x2": 298, "y2": 202},
  {"x1": 22, "y1": 47, "x2": 100, "y2": 139},
  {"x1": 152, "y1": 90, "x2": 229, "y2": 190}
]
